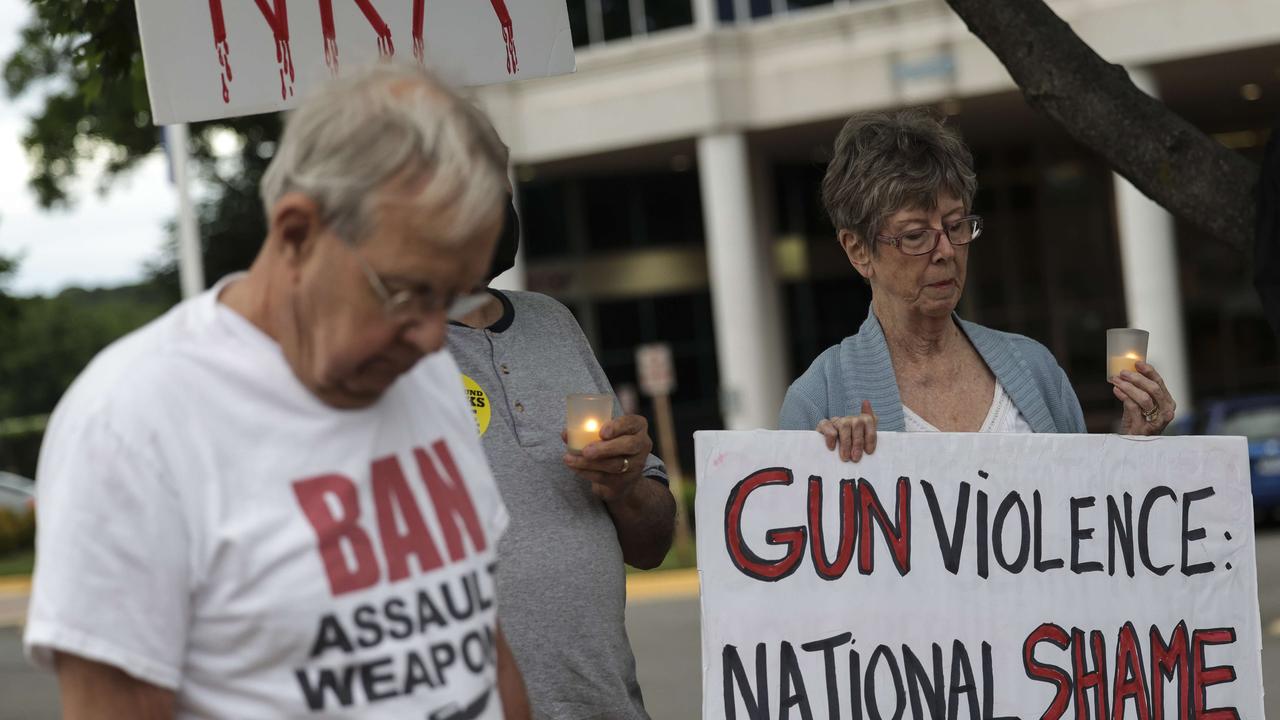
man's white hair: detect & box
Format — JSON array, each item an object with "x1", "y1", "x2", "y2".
[{"x1": 260, "y1": 62, "x2": 507, "y2": 245}]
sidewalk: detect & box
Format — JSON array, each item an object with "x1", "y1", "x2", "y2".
[{"x1": 0, "y1": 577, "x2": 30, "y2": 629}]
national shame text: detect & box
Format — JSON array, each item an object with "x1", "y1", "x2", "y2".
[{"x1": 722, "y1": 622, "x2": 1239, "y2": 720}]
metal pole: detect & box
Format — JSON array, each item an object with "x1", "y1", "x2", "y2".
[
  {"x1": 652, "y1": 392, "x2": 692, "y2": 552},
  {"x1": 167, "y1": 123, "x2": 205, "y2": 300}
]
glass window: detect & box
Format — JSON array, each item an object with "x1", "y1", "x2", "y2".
[
  {"x1": 566, "y1": 0, "x2": 591, "y2": 47},
  {"x1": 645, "y1": 0, "x2": 694, "y2": 31},
  {"x1": 519, "y1": 181, "x2": 572, "y2": 260},
  {"x1": 584, "y1": 177, "x2": 636, "y2": 250},
  {"x1": 601, "y1": 0, "x2": 633, "y2": 41},
  {"x1": 786, "y1": 0, "x2": 833, "y2": 10},
  {"x1": 639, "y1": 172, "x2": 703, "y2": 246},
  {"x1": 589, "y1": 293, "x2": 722, "y2": 470}
]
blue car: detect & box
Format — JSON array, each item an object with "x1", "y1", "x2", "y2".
[{"x1": 1170, "y1": 395, "x2": 1280, "y2": 516}]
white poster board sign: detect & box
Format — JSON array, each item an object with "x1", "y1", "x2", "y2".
[
  {"x1": 134, "y1": 0, "x2": 575, "y2": 124},
  {"x1": 695, "y1": 431, "x2": 1263, "y2": 720}
]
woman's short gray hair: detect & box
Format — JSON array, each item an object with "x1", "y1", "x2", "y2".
[
  {"x1": 260, "y1": 62, "x2": 508, "y2": 246},
  {"x1": 821, "y1": 109, "x2": 977, "y2": 252}
]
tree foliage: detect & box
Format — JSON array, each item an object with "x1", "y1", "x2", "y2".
[
  {"x1": 0, "y1": 283, "x2": 172, "y2": 419},
  {"x1": 942, "y1": 0, "x2": 1259, "y2": 255},
  {"x1": 3, "y1": 0, "x2": 279, "y2": 282}
]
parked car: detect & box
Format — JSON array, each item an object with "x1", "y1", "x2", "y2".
[
  {"x1": 1169, "y1": 395, "x2": 1280, "y2": 517},
  {"x1": 0, "y1": 471, "x2": 35, "y2": 513}
]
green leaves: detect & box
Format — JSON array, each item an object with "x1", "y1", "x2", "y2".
[{"x1": 3, "y1": 0, "x2": 279, "y2": 285}]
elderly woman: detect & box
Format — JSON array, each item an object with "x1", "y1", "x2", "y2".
[{"x1": 779, "y1": 109, "x2": 1176, "y2": 459}]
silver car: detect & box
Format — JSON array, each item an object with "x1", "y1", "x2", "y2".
[{"x1": 0, "y1": 472, "x2": 35, "y2": 512}]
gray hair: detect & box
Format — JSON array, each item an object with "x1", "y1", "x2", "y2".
[
  {"x1": 260, "y1": 62, "x2": 508, "y2": 246},
  {"x1": 821, "y1": 109, "x2": 977, "y2": 253}
]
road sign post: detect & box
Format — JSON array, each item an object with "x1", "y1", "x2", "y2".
[{"x1": 636, "y1": 343, "x2": 692, "y2": 555}]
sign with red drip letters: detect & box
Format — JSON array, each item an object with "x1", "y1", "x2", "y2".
[
  {"x1": 134, "y1": 0, "x2": 574, "y2": 124},
  {"x1": 694, "y1": 430, "x2": 1264, "y2": 720}
]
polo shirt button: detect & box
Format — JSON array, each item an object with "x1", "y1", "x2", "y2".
[
  {"x1": 500, "y1": 364, "x2": 510, "y2": 375},
  {"x1": 515, "y1": 402, "x2": 525, "y2": 413}
]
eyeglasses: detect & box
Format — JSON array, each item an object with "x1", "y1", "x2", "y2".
[
  {"x1": 351, "y1": 249, "x2": 490, "y2": 323},
  {"x1": 875, "y1": 215, "x2": 984, "y2": 256}
]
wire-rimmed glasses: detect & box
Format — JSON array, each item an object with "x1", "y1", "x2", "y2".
[
  {"x1": 350, "y1": 249, "x2": 489, "y2": 323},
  {"x1": 875, "y1": 215, "x2": 984, "y2": 256}
]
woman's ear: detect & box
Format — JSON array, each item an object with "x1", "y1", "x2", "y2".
[{"x1": 838, "y1": 229, "x2": 873, "y2": 281}]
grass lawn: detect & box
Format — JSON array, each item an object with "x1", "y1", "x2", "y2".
[{"x1": 0, "y1": 549, "x2": 35, "y2": 577}]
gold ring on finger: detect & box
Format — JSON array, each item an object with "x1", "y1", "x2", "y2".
[{"x1": 1142, "y1": 405, "x2": 1160, "y2": 423}]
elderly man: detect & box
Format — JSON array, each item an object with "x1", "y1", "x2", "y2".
[
  {"x1": 448, "y1": 182, "x2": 677, "y2": 719},
  {"x1": 25, "y1": 65, "x2": 530, "y2": 719}
]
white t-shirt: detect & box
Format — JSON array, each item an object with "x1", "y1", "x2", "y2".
[
  {"x1": 902, "y1": 380, "x2": 1035, "y2": 433},
  {"x1": 25, "y1": 277, "x2": 509, "y2": 719}
]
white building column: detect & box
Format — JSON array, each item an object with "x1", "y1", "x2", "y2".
[
  {"x1": 697, "y1": 132, "x2": 788, "y2": 430},
  {"x1": 691, "y1": 0, "x2": 718, "y2": 31},
  {"x1": 1113, "y1": 68, "x2": 1192, "y2": 413}
]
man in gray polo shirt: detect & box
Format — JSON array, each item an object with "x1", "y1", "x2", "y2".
[{"x1": 448, "y1": 194, "x2": 676, "y2": 720}]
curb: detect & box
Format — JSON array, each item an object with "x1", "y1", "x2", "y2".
[{"x1": 626, "y1": 568, "x2": 699, "y2": 603}]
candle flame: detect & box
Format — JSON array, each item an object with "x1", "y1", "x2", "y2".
[{"x1": 584, "y1": 419, "x2": 600, "y2": 432}]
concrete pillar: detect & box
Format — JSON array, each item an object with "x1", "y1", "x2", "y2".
[
  {"x1": 692, "y1": 0, "x2": 717, "y2": 30},
  {"x1": 1113, "y1": 68, "x2": 1192, "y2": 412},
  {"x1": 697, "y1": 132, "x2": 788, "y2": 429}
]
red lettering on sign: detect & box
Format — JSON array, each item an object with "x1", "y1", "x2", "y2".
[
  {"x1": 1150, "y1": 622, "x2": 1190, "y2": 720},
  {"x1": 207, "y1": 0, "x2": 295, "y2": 103},
  {"x1": 292, "y1": 473, "x2": 380, "y2": 595},
  {"x1": 1191, "y1": 628, "x2": 1240, "y2": 720},
  {"x1": 205, "y1": 0, "x2": 517, "y2": 104},
  {"x1": 207, "y1": 0, "x2": 233, "y2": 102},
  {"x1": 1112, "y1": 622, "x2": 1152, "y2": 720},
  {"x1": 319, "y1": 0, "x2": 397, "y2": 75},
  {"x1": 413, "y1": 0, "x2": 426, "y2": 62},
  {"x1": 1024, "y1": 622, "x2": 1073, "y2": 720},
  {"x1": 489, "y1": 0, "x2": 518, "y2": 73}
]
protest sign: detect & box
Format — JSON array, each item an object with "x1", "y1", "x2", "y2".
[
  {"x1": 133, "y1": 0, "x2": 575, "y2": 124},
  {"x1": 694, "y1": 431, "x2": 1263, "y2": 720}
]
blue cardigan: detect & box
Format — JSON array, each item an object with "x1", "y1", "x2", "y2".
[{"x1": 779, "y1": 311, "x2": 1086, "y2": 433}]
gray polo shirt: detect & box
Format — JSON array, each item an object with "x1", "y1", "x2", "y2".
[{"x1": 447, "y1": 290, "x2": 666, "y2": 720}]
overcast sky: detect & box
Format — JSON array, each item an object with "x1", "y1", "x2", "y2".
[{"x1": 0, "y1": 0, "x2": 173, "y2": 297}]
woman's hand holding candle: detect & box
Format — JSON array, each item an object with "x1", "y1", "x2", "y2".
[{"x1": 1109, "y1": 361, "x2": 1177, "y2": 436}]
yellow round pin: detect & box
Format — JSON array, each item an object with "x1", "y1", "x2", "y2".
[{"x1": 461, "y1": 374, "x2": 492, "y2": 436}]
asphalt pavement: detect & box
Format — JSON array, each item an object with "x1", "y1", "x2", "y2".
[{"x1": 2, "y1": 530, "x2": 1279, "y2": 719}]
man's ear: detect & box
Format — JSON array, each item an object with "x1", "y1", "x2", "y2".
[
  {"x1": 268, "y1": 193, "x2": 325, "y2": 268},
  {"x1": 838, "y1": 229, "x2": 873, "y2": 281}
]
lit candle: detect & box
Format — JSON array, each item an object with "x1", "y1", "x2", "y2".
[
  {"x1": 568, "y1": 417, "x2": 603, "y2": 453},
  {"x1": 1107, "y1": 351, "x2": 1142, "y2": 379},
  {"x1": 1105, "y1": 328, "x2": 1149, "y2": 380},
  {"x1": 566, "y1": 394, "x2": 614, "y2": 453}
]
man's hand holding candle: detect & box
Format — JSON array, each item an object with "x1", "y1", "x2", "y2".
[{"x1": 562, "y1": 415, "x2": 653, "y2": 502}]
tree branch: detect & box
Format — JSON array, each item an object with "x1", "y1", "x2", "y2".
[{"x1": 944, "y1": 0, "x2": 1258, "y2": 255}]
